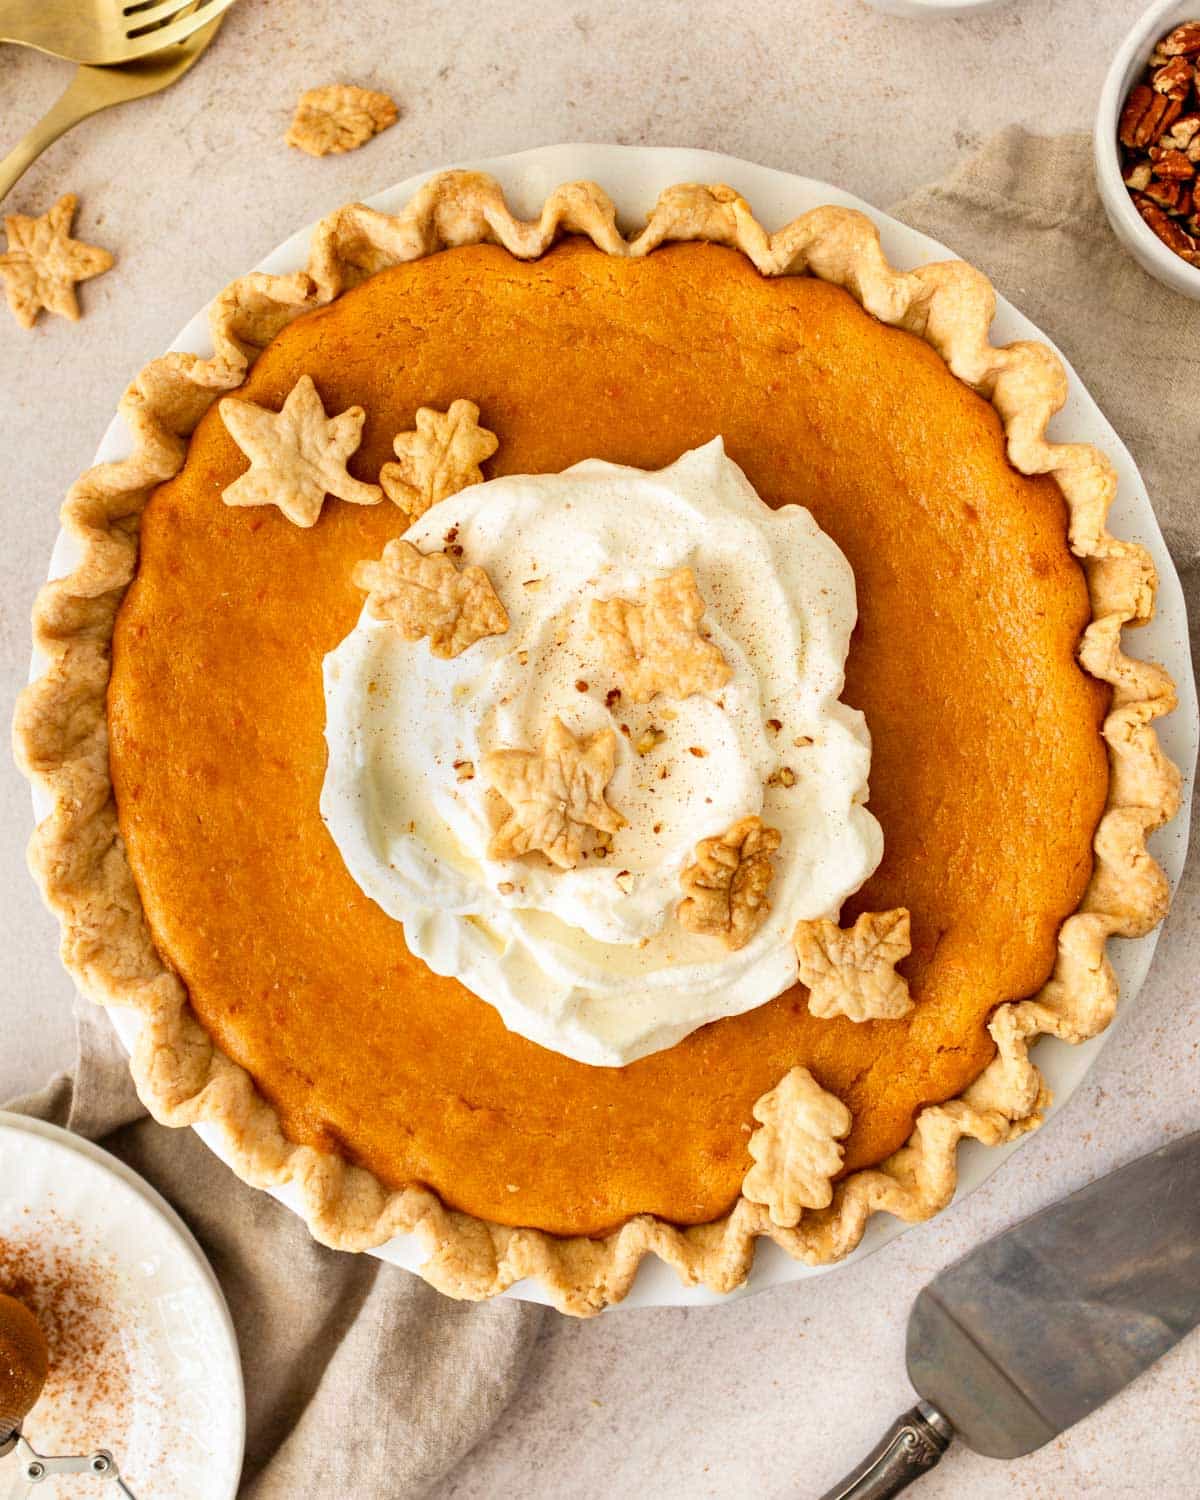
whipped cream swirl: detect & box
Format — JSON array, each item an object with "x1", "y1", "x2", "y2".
[{"x1": 321, "y1": 440, "x2": 882, "y2": 1066}]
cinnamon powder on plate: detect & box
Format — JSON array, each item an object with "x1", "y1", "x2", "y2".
[{"x1": 0, "y1": 1208, "x2": 133, "y2": 1454}]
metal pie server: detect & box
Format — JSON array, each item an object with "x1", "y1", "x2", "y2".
[{"x1": 821, "y1": 1129, "x2": 1200, "y2": 1498}]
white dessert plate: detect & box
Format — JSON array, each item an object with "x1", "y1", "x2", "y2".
[
  {"x1": 0, "y1": 1113, "x2": 244, "y2": 1496},
  {"x1": 32, "y1": 144, "x2": 1198, "y2": 1313}
]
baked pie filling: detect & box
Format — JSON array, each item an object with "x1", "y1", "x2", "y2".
[
  {"x1": 107, "y1": 233, "x2": 1112, "y2": 1234},
  {"x1": 19, "y1": 175, "x2": 1179, "y2": 1313}
]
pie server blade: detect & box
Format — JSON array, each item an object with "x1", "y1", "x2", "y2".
[{"x1": 819, "y1": 1128, "x2": 1200, "y2": 1498}]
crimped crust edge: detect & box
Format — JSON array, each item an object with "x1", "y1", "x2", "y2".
[{"x1": 13, "y1": 171, "x2": 1181, "y2": 1317}]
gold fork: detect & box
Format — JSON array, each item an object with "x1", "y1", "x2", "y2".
[
  {"x1": 0, "y1": 13, "x2": 225, "y2": 202},
  {"x1": 0, "y1": 0, "x2": 234, "y2": 67}
]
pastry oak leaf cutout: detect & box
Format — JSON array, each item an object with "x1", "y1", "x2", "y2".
[
  {"x1": 483, "y1": 718, "x2": 625, "y2": 871},
  {"x1": 795, "y1": 908, "x2": 914, "y2": 1023},
  {"x1": 742, "y1": 1066, "x2": 852, "y2": 1228},
  {"x1": 219, "y1": 374, "x2": 382, "y2": 528},
  {"x1": 381, "y1": 400, "x2": 499, "y2": 519},
  {"x1": 0, "y1": 194, "x2": 114, "y2": 330},
  {"x1": 677, "y1": 815, "x2": 781, "y2": 951},
  {"x1": 590, "y1": 567, "x2": 732, "y2": 704},
  {"x1": 286, "y1": 84, "x2": 399, "y2": 157},
  {"x1": 353, "y1": 538, "x2": 509, "y2": 659}
]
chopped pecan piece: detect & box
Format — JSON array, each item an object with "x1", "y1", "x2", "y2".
[
  {"x1": 1120, "y1": 84, "x2": 1155, "y2": 148},
  {"x1": 1133, "y1": 193, "x2": 1200, "y2": 254},
  {"x1": 1125, "y1": 161, "x2": 1153, "y2": 191},
  {"x1": 1150, "y1": 145, "x2": 1197, "y2": 179},
  {"x1": 1152, "y1": 56, "x2": 1195, "y2": 100},
  {"x1": 1163, "y1": 114, "x2": 1200, "y2": 152},
  {"x1": 1160, "y1": 22, "x2": 1200, "y2": 56},
  {"x1": 1120, "y1": 85, "x2": 1182, "y2": 148},
  {"x1": 1143, "y1": 176, "x2": 1190, "y2": 213}
]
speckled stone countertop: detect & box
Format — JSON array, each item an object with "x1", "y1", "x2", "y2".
[{"x1": 1, "y1": 1, "x2": 1197, "y2": 1494}]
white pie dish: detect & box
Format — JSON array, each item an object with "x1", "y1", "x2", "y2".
[{"x1": 32, "y1": 142, "x2": 1198, "y2": 1312}]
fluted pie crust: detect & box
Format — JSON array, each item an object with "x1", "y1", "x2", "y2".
[{"x1": 14, "y1": 173, "x2": 1180, "y2": 1316}]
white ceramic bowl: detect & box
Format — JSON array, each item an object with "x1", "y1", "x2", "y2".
[
  {"x1": 1095, "y1": 0, "x2": 1200, "y2": 299},
  {"x1": 864, "y1": 0, "x2": 1009, "y2": 14}
]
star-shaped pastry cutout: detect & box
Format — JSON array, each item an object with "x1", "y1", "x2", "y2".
[
  {"x1": 742, "y1": 1066, "x2": 852, "y2": 1228},
  {"x1": 0, "y1": 194, "x2": 114, "y2": 330},
  {"x1": 795, "y1": 908, "x2": 914, "y2": 1023},
  {"x1": 380, "y1": 400, "x2": 499, "y2": 519},
  {"x1": 483, "y1": 718, "x2": 626, "y2": 870},
  {"x1": 590, "y1": 567, "x2": 733, "y2": 704},
  {"x1": 218, "y1": 375, "x2": 382, "y2": 527},
  {"x1": 353, "y1": 538, "x2": 509, "y2": 658},
  {"x1": 677, "y1": 815, "x2": 781, "y2": 951}
]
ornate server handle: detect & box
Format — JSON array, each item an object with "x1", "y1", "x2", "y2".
[
  {"x1": 818, "y1": 1402, "x2": 954, "y2": 1499},
  {"x1": 5, "y1": 1434, "x2": 138, "y2": 1498}
]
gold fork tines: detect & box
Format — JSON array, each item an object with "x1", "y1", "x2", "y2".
[
  {"x1": 0, "y1": 14, "x2": 226, "y2": 203},
  {"x1": 0, "y1": 0, "x2": 236, "y2": 67}
]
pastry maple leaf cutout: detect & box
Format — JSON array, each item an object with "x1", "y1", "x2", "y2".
[
  {"x1": 677, "y1": 816, "x2": 781, "y2": 951},
  {"x1": 590, "y1": 567, "x2": 733, "y2": 704},
  {"x1": 483, "y1": 718, "x2": 626, "y2": 870},
  {"x1": 743, "y1": 1066, "x2": 852, "y2": 1228},
  {"x1": 380, "y1": 400, "x2": 499, "y2": 519},
  {"x1": 0, "y1": 194, "x2": 114, "y2": 330},
  {"x1": 353, "y1": 538, "x2": 509, "y2": 658},
  {"x1": 795, "y1": 909, "x2": 914, "y2": 1023},
  {"x1": 286, "y1": 84, "x2": 399, "y2": 156},
  {"x1": 219, "y1": 375, "x2": 382, "y2": 528}
]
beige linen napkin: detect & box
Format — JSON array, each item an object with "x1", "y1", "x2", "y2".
[{"x1": 9, "y1": 126, "x2": 1198, "y2": 1496}]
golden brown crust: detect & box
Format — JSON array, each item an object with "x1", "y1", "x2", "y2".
[
  {"x1": 741, "y1": 1066, "x2": 852, "y2": 1227},
  {"x1": 0, "y1": 193, "x2": 114, "y2": 330},
  {"x1": 589, "y1": 566, "x2": 733, "y2": 705},
  {"x1": 677, "y1": 815, "x2": 782, "y2": 952},
  {"x1": 353, "y1": 536, "x2": 509, "y2": 658},
  {"x1": 795, "y1": 910, "x2": 915, "y2": 1023},
  {"x1": 219, "y1": 373, "x2": 382, "y2": 525},
  {"x1": 483, "y1": 717, "x2": 625, "y2": 870},
  {"x1": 285, "y1": 85, "x2": 399, "y2": 158},
  {"x1": 13, "y1": 172, "x2": 1181, "y2": 1316},
  {"x1": 379, "y1": 399, "x2": 499, "y2": 518}
]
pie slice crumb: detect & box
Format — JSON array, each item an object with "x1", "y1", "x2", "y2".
[
  {"x1": 381, "y1": 400, "x2": 499, "y2": 519},
  {"x1": 483, "y1": 718, "x2": 625, "y2": 870},
  {"x1": 742, "y1": 1066, "x2": 852, "y2": 1228},
  {"x1": 0, "y1": 194, "x2": 114, "y2": 330},
  {"x1": 677, "y1": 815, "x2": 781, "y2": 951},
  {"x1": 286, "y1": 84, "x2": 399, "y2": 156},
  {"x1": 353, "y1": 538, "x2": 508, "y2": 658},
  {"x1": 219, "y1": 374, "x2": 382, "y2": 527},
  {"x1": 795, "y1": 908, "x2": 914, "y2": 1022},
  {"x1": 589, "y1": 567, "x2": 733, "y2": 704}
]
